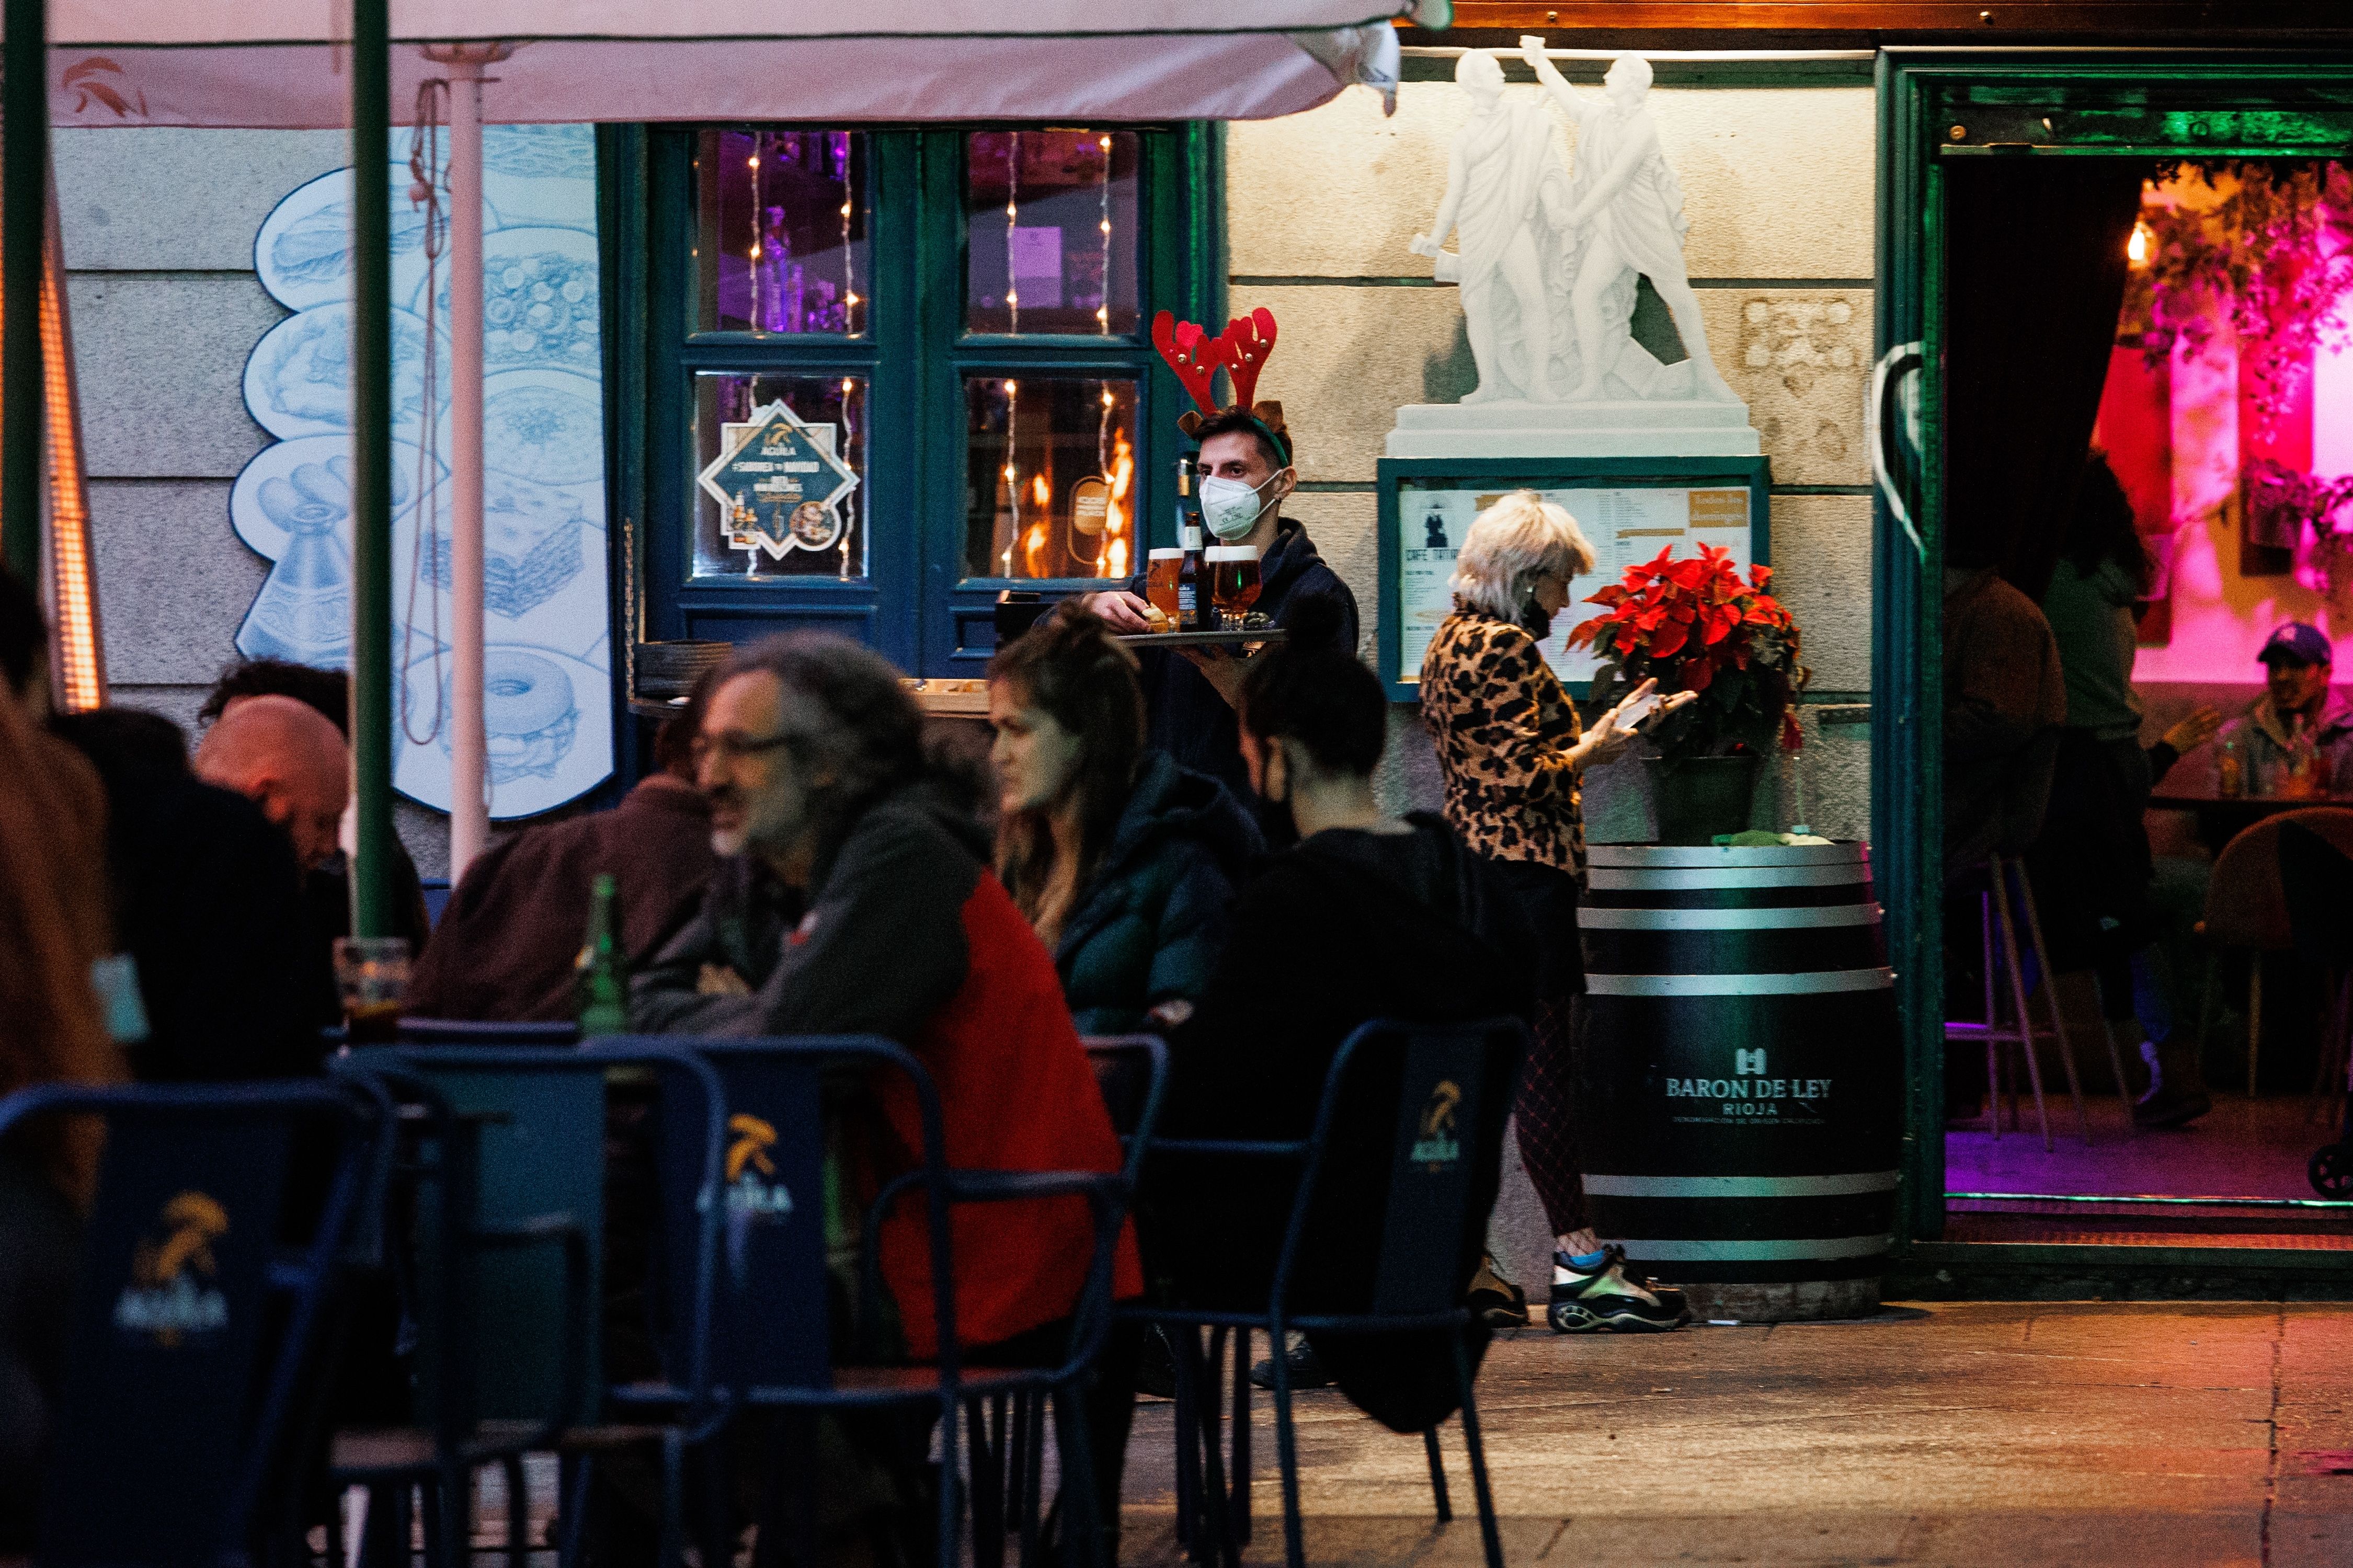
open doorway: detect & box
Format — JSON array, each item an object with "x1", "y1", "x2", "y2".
[{"x1": 1930, "y1": 148, "x2": 2353, "y2": 1248}]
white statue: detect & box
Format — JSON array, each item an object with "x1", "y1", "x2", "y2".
[
  {"x1": 1521, "y1": 38, "x2": 1739, "y2": 403},
  {"x1": 1408, "y1": 51, "x2": 1574, "y2": 404}
]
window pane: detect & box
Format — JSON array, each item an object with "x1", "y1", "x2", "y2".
[
  {"x1": 964, "y1": 131, "x2": 1139, "y2": 336},
  {"x1": 694, "y1": 130, "x2": 869, "y2": 336},
  {"x1": 692, "y1": 372, "x2": 868, "y2": 579},
  {"x1": 964, "y1": 375, "x2": 1140, "y2": 581}
]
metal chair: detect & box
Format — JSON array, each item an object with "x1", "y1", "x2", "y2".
[
  {"x1": 0, "y1": 1079, "x2": 386, "y2": 1567},
  {"x1": 329, "y1": 1043, "x2": 726, "y2": 1568},
  {"x1": 1126, "y1": 1018, "x2": 1523, "y2": 1568},
  {"x1": 397, "y1": 1017, "x2": 583, "y2": 1046},
  {"x1": 621, "y1": 1033, "x2": 1153, "y2": 1568},
  {"x1": 2197, "y1": 809, "x2": 2353, "y2": 1095}
]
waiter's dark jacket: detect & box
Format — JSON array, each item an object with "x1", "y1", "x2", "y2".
[{"x1": 1132, "y1": 517, "x2": 1359, "y2": 806}]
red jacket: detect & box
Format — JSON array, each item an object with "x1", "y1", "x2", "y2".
[{"x1": 636, "y1": 779, "x2": 1141, "y2": 1357}]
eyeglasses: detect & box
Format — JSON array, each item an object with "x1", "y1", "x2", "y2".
[{"x1": 692, "y1": 729, "x2": 801, "y2": 764}]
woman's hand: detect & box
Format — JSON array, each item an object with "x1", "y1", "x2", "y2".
[
  {"x1": 1572, "y1": 679, "x2": 1691, "y2": 768},
  {"x1": 2162, "y1": 706, "x2": 2224, "y2": 755}
]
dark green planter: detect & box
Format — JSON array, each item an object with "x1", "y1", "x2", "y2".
[{"x1": 1647, "y1": 753, "x2": 1763, "y2": 845}]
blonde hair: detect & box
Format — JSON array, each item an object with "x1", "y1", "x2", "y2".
[{"x1": 1449, "y1": 490, "x2": 1596, "y2": 621}]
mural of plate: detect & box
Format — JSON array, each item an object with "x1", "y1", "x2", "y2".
[
  {"x1": 481, "y1": 125, "x2": 601, "y2": 230},
  {"x1": 481, "y1": 368, "x2": 604, "y2": 487},
  {"x1": 410, "y1": 226, "x2": 601, "y2": 379},
  {"x1": 229, "y1": 432, "x2": 436, "y2": 561},
  {"x1": 244, "y1": 302, "x2": 449, "y2": 442},
  {"x1": 393, "y1": 642, "x2": 613, "y2": 820},
  {"x1": 253, "y1": 163, "x2": 437, "y2": 314}
]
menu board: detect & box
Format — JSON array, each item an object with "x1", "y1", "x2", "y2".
[{"x1": 1392, "y1": 480, "x2": 1757, "y2": 691}]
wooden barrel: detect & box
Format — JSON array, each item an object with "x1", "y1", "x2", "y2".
[{"x1": 1575, "y1": 842, "x2": 1900, "y2": 1321}]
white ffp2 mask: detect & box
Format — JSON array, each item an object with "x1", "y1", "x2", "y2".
[{"x1": 1197, "y1": 470, "x2": 1289, "y2": 541}]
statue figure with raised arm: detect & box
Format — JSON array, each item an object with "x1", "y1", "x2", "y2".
[
  {"x1": 1408, "y1": 49, "x2": 1574, "y2": 404},
  {"x1": 1521, "y1": 37, "x2": 1740, "y2": 404}
]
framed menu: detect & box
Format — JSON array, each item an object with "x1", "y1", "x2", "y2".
[{"x1": 1375, "y1": 454, "x2": 1771, "y2": 700}]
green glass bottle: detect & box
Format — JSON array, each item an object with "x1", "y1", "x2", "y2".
[{"x1": 576, "y1": 872, "x2": 630, "y2": 1038}]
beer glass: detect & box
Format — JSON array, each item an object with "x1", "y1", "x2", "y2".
[
  {"x1": 1145, "y1": 548, "x2": 1184, "y2": 625},
  {"x1": 334, "y1": 936, "x2": 412, "y2": 1045},
  {"x1": 1206, "y1": 546, "x2": 1262, "y2": 626}
]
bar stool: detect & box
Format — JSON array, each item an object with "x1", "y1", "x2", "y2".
[{"x1": 1944, "y1": 854, "x2": 2117, "y2": 1150}]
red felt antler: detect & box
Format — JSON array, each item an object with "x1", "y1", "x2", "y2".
[
  {"x1": 1218, "y1": 308, "x2": 1278, "y2": 413},
  {"x1": 1152, "y1": 310, "x2": 1225, "y2": 418}
]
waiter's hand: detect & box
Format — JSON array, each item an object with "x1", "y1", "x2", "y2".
[
  {"x1": 1080, "y1": 590, "x2": 1155, "y2": 633},
  {"x1": 1179, "y1": 644, "x2": 1250, "y2": 711}
]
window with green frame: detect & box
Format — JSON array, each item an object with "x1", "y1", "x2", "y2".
[{"x1": 629, "y1": 123, "x2": 1222, "y2": 677}]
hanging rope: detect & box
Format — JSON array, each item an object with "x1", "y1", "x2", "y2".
[{"x1": 398, "y1": 78, "x2": 451, "y2": 746}]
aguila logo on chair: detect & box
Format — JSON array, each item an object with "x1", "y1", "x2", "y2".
[
  {"x1": 1411, "y1": 1079, "x2": 1464, "y2": 1169},
  {"x1": 726, "y1": 1113, "x2": 794, "y2": 1219},
  {"x1": 114, "y1": 1191, "x2": 231, "y2": 1346}
]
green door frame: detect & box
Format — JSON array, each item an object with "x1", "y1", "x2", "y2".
[{"x1": 1876, "y1": 48, "x2": 2353, "y2": 1295}]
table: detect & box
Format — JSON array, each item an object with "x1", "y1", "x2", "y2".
[{"x1": 2146, "y1": 788, "x2": 2353, "y2": 854}]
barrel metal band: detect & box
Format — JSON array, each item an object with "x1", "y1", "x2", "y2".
[
  {"x1": 1584, "y1": 1171, "x2": 1901, "y2": 1198},
  {"x1": 1588, "y1": 864, "x2": 1874, "y2": 890},
  {"x1": 1589, "y1": 845, "x2": 1866, "y2": 869},
  {"x1": 1615, "y1": 1234, "x2": 1893, "y2": 1261},
  {"x1": 1585, "y1": 967, "x2": 1894, "y2": 996},
  {"x1": 1578, "y1": 904, "x2": 1883, "y2": 931}
]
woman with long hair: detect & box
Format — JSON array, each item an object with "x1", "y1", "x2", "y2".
[
  {"x1": 0, "y1": 625, "x2": 122, "y2": 1549},
  {"x1": 986, "y1": 602, "x2": 1260, "y2": 1034}
]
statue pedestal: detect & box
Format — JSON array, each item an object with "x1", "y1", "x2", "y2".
[{"x1": 1385, "y1": 399, "x2": 1761, "y2": 460}]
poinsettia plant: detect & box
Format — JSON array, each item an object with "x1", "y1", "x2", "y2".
[{"x1": 1564, "y1": 544, "x2": 1811, "y2": 759}]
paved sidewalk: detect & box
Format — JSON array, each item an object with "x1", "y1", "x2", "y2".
[{"x1": 1122, "y1": 1303, "x2": 2353, "y2": 1567}]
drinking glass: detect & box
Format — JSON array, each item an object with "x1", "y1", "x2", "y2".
[
  {"x1": 1206, "y1": 546, "x2": 1262, "y2": 626},
  {"x1": 1145, "y1": 548, "x2": 1184, "y2": 625},
  {"x1": 334, "y1": 936, "x2": 412, "y2": 1045}
]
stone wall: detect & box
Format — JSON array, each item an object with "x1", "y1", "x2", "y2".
[
  {"x1": 1226, "y1": 64, "x2": 1878, "y2": 843},
  {"x1": 55, "y1": 128, "x2": 451, "y2": 877}
]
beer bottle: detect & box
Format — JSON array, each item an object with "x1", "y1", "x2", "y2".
[
  {"x1": 1175, "y1": 458, "x2": 1206, "y2": 632},
  {"x1": 577, "y1": 873, "x2": 630, "y2": 1037}
]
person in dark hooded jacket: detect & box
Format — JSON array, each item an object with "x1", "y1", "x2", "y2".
[
  {"x1": 1149, "y1": 624, "x2": 1535, "y2": 1435},
  {"x1": 987, "y1": 602, "x2": 1261, "y2": 1035}
]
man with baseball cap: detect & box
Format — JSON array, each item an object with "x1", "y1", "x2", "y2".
[{"x1": 2216, "y1": 621, "x2": 2353, "y2": 796}]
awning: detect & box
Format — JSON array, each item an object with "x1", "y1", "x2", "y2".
[{"x1": 45, "y1": 2, "x2": 1421, "y2": 127}]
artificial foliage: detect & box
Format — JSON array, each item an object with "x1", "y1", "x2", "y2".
[
  {"x1": 2128, "y1": 159, "x2": 2353, "y2": 432},
  {"x1": 1566, "y1": 543, "x2": 1810, "y2": 759}
]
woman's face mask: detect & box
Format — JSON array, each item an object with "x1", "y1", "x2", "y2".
[
  {"x1": 1516, "y1": 583, "x2": 1555, "y2": 643},
  {"x1": 1198, "y1": 468, "x2": 1291, "y2": 542}
]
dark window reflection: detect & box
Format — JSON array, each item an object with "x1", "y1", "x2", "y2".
[
  {"x1": 964, "y1": 375, "x2": 1139, "y2": 580},
  {"x1": 695, "y1": 130, "x2": 868, "y2": 336},
  {"x1": 965, "y1": 131, "x2": 1139, "y2": 337}
]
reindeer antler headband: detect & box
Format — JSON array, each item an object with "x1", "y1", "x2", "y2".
[{"x1": 1152, "y1": 307, "x2": 1290, "y2": 464}]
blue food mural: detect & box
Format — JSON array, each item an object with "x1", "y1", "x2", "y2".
[{"x1": 233, "y1": 125, "x2": 612, "y2": 820}]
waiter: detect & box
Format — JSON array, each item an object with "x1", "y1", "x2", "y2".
[{"x1": 1089, "y1": 315, "x2": 1358, "y2": 815}]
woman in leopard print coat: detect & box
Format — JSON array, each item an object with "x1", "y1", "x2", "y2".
[{"x1": 1420, "y1": 490, "x2": 1688, "y2": 1317}]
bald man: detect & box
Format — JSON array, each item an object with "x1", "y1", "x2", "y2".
[{"x1": 193, "y1": 694, "x2": 350, "y2": 873}]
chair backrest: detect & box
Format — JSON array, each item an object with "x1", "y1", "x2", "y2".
[
  {"x1": 1081, "y1": 1034, "x2": 1168, "y2": 1150},
  {"x1": 644, "y1": 1037, "x2": 832, "y2": 1393},
  {"x1": 2205, "y1": 807, "x2": 2353, "y2": 949},
  {"x1": 1273, "y1": 1017, "x2": 1524, "y2": 1321},
  {"x1": 398, "y1": 1018, "x2": 582, "y2": 1046},
  {"x1": 2278, "y1": 819, "x2": 2353, "y2": 969},
  {"x1": 0, "y1": 1081, "x2": 379, "y2": 1568}
]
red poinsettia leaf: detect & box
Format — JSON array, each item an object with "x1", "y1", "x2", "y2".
[
  {"x1": 1590, "y1": 583, "x2": 1628, "y2": 607},
  {"x1": 1780, "y1": 709, "x2": 1804, "y2": 752},
  {"x1": 1651, "y1": 622, "x2": 1689, "y2": 659},
  {"x1": 1749, "y1": 563, "x2": 1775, "y2": 590},
  {"x1": 1683, "y1": 655, "x2": 1715, "y2": 692}
]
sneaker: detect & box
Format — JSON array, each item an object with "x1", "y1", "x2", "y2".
[
  {"x1": 1249, "y1": 1334, "x2": 1330, "y2": 1389},
  {"x1": 1602, "y1": 1245, "x2": 1689, "y2": 1317},
  {"x1": 1467, "y1": 1252, "x2": 1528, "y2": 1327},
  {"x1": 1548, "y1": 1249, "x2": 1689, "y2": 1333}
]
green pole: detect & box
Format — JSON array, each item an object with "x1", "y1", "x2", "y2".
[
  {"x1": 2, "y1": 0, "x2": 46, "y2": 587},
  {"x1": 349, "y1": 0, "x2": 393, "y2": 938}
]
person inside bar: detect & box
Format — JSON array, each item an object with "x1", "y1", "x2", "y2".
[
  {"x1": 986, "y1": 601, "x2": 1260, "y2": 1034},
  {"x1": 1149, "y1": 602, "x2": 1536, "y2": 1418},
  {"x1": 408, "y1": 679, "x2": 717, "y2": 1022},
  {"x1": 2030, "y1": 456, "x2": 2217, "y2": 1127},
  {"x1": 632, "y1": 633, "x2": 1139, "y2": 1561},
  {"x1": 1083, "y1": 407, "x2": 1359, "y2": 827},
  {"x1": 2214, "y1": 621, "x2": 2353, "y2": 796}
]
